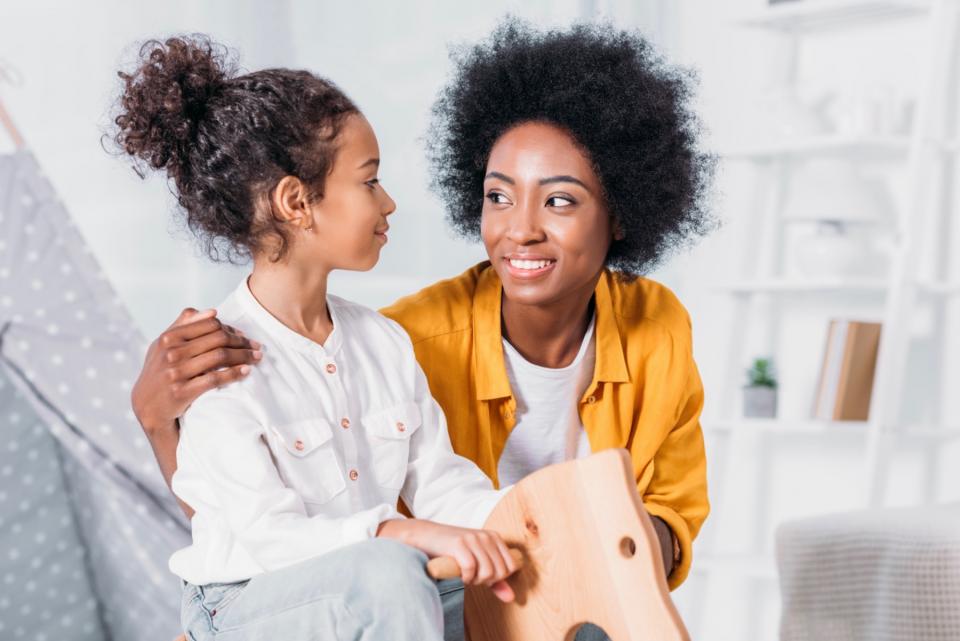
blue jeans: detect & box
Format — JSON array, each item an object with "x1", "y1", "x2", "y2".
[
  {"x1": 181, "y1": 538, "x2": 444, "y2": 640},
  {"x1": 182, "y1": 538, "x2": 610, "y2": 640}
]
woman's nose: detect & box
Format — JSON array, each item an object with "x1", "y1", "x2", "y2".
[{"x1": 506, "y1": 204, "x2": 545, "y2": 244}]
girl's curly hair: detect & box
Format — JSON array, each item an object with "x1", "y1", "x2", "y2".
[
  {"x1": 427, "y1": 18, "x2": 718, "y2": 276},
  {"x1": 111, "y1": 35, "x2": 357, "y2": 263}
]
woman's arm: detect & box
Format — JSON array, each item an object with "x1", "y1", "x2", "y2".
[
  {"x1": 650, "y1": 516, "x2": 677, "y2": 579},
  {"x1": 640, "y1": 345, "x2": 709, "y2": 590},
  {"x1": 132, "y1": 307, "x2": 261, "y2": 518}
]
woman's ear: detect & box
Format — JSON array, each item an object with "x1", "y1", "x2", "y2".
[
  {"x1": 612, "y1": 218, "x2": 625, "y2": 241},
  {"x1": 271, "y1": 176, "x2": 314, "y2": 231}
]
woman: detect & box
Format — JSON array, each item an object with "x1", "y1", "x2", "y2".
[{"x1": 133, "y1": 19, "x2": 715, "y2": 637}]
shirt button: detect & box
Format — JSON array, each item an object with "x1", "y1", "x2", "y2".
[
  {"x1": 396, "y1": 421, "x2": 405, "y2": 433},
  {"x1": 586, "y1": 395, "x2": 596, "y2": 404},
  {"x1": 294, "y1": 439, "x2": 305, "y2": 451},
  {"x1": 325, "y1": 363, "x2": 337, "y2": 374},
  {"x1": 340, "y1": 418, "x2": 350, "y2": 429},
  {"x1": 349, "y1": 469, "x2": 359, "y2": 481}
]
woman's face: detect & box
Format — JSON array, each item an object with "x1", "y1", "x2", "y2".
[
  {"x1": 305, "y1": 113, "x2": 396, "y2": 272},
  {"x1": 481, "y1": 121, "x2": 614, "y2": 308}
]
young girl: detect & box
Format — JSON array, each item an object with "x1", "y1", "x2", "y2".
[{"x1": 113, "y1": 36, "x2": 517, "y2": 641}]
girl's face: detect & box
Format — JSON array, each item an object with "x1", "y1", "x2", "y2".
[
  {"x1": 481, "y1": 121, "x2": 616, "y2": 308},
  {"x1": 302, "y1": 113, "x2": 396, "y2": 272}
]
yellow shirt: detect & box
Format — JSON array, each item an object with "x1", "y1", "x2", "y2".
[{"x1": 380, "y1": 262, "x2": 709, "y2": 589}]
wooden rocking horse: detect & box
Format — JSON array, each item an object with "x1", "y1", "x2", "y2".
[
  {"x1": 174, "y1": 448, "x2": 688, "y2": 640},
  {"x1": 427, "y1": 448, "x2": 688, "y2": 641}
]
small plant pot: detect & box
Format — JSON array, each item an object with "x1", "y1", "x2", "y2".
[{"x1": 743, "y1": 386, "x2": 777, "y2": 418}]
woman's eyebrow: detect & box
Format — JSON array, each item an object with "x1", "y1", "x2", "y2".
[
  {"x1": 484, "y1": 171, "x2": 515, "y2": 184},
  {"x1": 358, "y1": 158, "x2": 380, "y2": 170},
  {"x1": 539, "y1": 175, "x2": 588, "y2": 189}
]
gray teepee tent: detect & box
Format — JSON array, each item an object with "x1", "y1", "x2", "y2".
[{"x1": 0, "y1": 106, "x2": 187, "y2": 641}]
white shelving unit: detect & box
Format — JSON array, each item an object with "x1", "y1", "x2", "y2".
[
  {"x1": 739, "y1": 0, "x2": 931, "y2": 31},
  {"x1": 718, "y1": 134, "x2": 912, "y2": 159},
  {"x1": 691, "y1": 1, "x2": 960, "y2": 638}
]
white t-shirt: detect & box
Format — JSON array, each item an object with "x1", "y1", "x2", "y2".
[
  {"x1": 497, "y1": 315, "x2": 596, "y2": 487},
  {"x1": 169, "y1": 276, "x2": 508, "y2": 585}
]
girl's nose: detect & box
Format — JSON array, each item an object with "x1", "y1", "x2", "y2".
[{"x1": 381, "y1": 188, "x2": 397, "y2": 216}]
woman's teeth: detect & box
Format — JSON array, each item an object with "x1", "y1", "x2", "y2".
[{"x1": 508, "y1": 258, "x2": 553, "y2": 270}]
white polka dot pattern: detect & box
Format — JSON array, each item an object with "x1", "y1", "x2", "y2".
[
  {"x1": 0, "y1": 373, "x2": 104, "y2": 641},
  {"x1": 0, "y1": 151, "x2": 189, "y2": 640}
]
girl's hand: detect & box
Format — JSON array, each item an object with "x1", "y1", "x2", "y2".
[
  {"x1": 377, "y1": 519, "x2": 519, "y2": 603},
  {"x1": 132, "y1": 307, "x2": 262, "y2": 433}
]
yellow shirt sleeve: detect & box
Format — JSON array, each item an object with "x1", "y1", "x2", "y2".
[{"x1": 639, "y1": 348, "x2": 709, "y2": 590}]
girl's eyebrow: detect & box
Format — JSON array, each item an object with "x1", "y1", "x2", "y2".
[{"x1": 358, "y1": 158, "x2": 380, "y2": 169}]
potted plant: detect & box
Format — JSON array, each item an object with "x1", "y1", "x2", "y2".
[{"x1": 744, "y1": 357, "x2": 778, "y2": 418}]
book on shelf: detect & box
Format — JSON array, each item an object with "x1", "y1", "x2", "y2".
[{"x1": 813, "y1": 320, "x2": 882, "y2": 421}]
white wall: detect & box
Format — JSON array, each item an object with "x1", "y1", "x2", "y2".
[{"x1": 0, "y1": 0, "x2": 298, "y2": 339}]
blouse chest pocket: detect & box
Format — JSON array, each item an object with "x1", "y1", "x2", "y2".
[
  {"x1": 268, "y1": 419, "x2": 345, "y2": 505},
  {"x1": 362, "y1": 401, "x2": 422, "y2": 490}
]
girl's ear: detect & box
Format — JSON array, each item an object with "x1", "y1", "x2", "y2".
[{"x1": 271, "y1": 176, "x2": 313, "y2": 230}]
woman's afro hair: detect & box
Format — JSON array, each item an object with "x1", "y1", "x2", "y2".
[{"x1": 427, "y1": 18, "x2": 718, "y2": 276}]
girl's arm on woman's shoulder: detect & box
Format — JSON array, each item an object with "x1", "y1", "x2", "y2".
[{"x1": 132, "y1": 307, "x2": 262, "y2": 518}]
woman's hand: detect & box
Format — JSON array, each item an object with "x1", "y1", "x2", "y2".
[
  {"x1": 132, "y1": 307, "x2": 262, "y2": 433},
  {"x1": 132, "y1": 308, "x2": 263, "y2": 519},
  {"x1": 377, "y1": 519, "x2": 519, "y2": 603}
]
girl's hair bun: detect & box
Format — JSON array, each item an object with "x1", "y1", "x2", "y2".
[{"x1": 114, "y1": 35, "x2": 232, "y2": 175}]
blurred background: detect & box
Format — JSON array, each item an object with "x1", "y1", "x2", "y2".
[{"x1": 1, "y1": 1, "x2": 959, "y2": 640}]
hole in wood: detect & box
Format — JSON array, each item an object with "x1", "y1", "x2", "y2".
[
  {"x1": 619, "y1": 536, "x2": 636, "y2": 558},
  {"x1": 525, "y1": 518, "x2": 539, "y2": 536}
]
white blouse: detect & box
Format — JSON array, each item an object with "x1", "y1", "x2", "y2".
[{"x1": 169, "y1": 276, "x2": 508, "y2": 585}]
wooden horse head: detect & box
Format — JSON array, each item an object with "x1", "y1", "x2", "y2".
[{"x1": 463, "y1": 449, "x2": 689, "y2": 641}]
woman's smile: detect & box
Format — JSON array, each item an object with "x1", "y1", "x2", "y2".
[{"x1": 502, "y1": 254, "x2": 556, "y2": 280}]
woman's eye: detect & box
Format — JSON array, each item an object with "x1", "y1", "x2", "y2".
[
  {"x1": 546, "y1": 195, "x2": 575, "y2": 207},
  {"x1": 365, "y1": 178, "x2": 380, "y2": 189},
  {"x1": 486, "y1": 191, "x2": 510, "y2": 205}
]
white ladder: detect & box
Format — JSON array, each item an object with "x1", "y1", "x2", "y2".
[{"x1": 690, "y1": 1, "x2": 960, "y2": 638}]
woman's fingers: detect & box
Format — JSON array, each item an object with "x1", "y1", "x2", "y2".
[
  {"x1": 167, "y1": 324, "x2": 259, "y2": 365},
  {"x1": 174, "y1": 345, "x2": 261, "y2": 382},
  {"x1": 162, "y1": 315, "x2": 230, "y2": 347},
  {"x1": 166, "y1": 307, "x2": 215, "y2": 332},
  {"x1": 175, "y1": 364, "x2": 252, "y2": 400}
]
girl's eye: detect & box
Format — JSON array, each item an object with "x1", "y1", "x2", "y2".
[
  {"x1": 486, "y1": 191, "x2": 511, "y2": 205},
  {"x1": 365, "y1": 178, "x2": 380, "y2": 189},
  {"x1": 546, "y1": 195, "x2": 575, "y2": 207}
]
